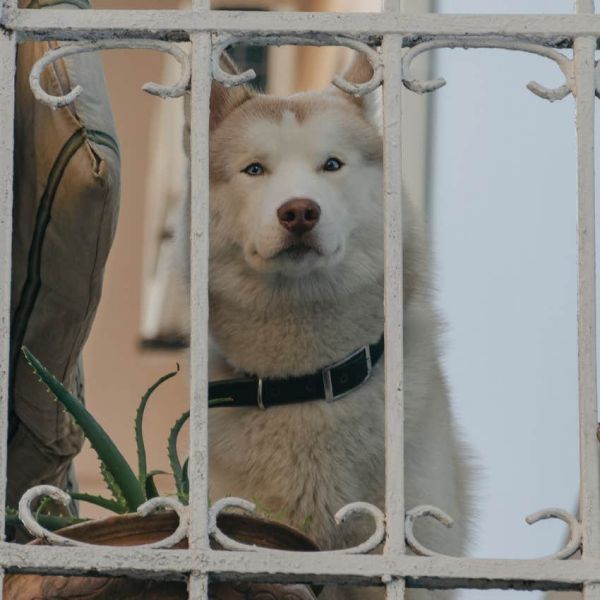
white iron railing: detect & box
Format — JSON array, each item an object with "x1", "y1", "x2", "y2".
[{"x1": 0, "y1": 1, "x2": 599, "y2": 599}]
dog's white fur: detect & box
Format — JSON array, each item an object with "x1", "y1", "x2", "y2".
[{"x1": 183, "y1": 55, "x2": 474, "y2": 600}]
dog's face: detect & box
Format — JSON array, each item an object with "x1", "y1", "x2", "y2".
[
  {"x1": 207, "y1": 55, "x2": 385, "y2": 293},
  {"x1": 210, "y1": 92, "x2": 383, "y2": 279}
]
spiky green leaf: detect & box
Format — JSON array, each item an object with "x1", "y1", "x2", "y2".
[
  {"x1": 100, "y1": 462, "x2": 127, "y2": 507},
  {"x1": 22, "y1": 347, "x2": 146, "y2": 511},
  {"x1": 135, "y1": 366, "x2": 180, "y2": 490},
  {"x1": 70, "y1": 492, "x2": 128, "y2": 514},
  {"x1": 168, "y1": 410, "x2": 189, "y2": 503},
  {"x1": 182, "y1": 458, "x2": 189, "y2": 500}
]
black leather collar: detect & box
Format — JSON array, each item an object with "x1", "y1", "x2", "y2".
[{"x1": 208, "y1": 336, "x2": 384, "y2": 410}]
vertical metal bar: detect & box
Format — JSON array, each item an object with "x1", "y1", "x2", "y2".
[
  {"x1": 189, "y1": 574, "x2": 210, "y2": 600},
  {"x1": 385, "y1": 579, "x2": 406, "y2": 600},
  {"x1": 0, "y1": 27, "x2": 16, "y2": 600},
  {"x1": 576, "y1": 31, "x2": 599, "y2": 552},
  {"x1": 189, "y1": 0, "x2": 211, "y2": 594},
  {"x1": 574, "y1": 6, "x2": 600, "y2": 600},
  {"x1": 586, "y1": 583, "x2": 600, "y2": 600},
  {"x1": 382, "y1": 2, "x2": 406, "y2": 599},
  {"x1": 575, "y1": 0, "x2": 599, "y2": 556},
  {"x1": 382, "y1": 3, "x2": 405, "y2": 559},
  {"x1": 188, "y1": 30, "x2": 212, "y2": 600},
  {"x1": 577, "y1": 0, "x2": 595, "y2": 13},
  {"x1": 0, "y1": 0, "x2": 18, "y2": 26},
  {"x1": 0, "y1": 28, "x2": 16, "y2": 530}
]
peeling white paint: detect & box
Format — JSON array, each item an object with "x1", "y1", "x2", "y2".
[{"x1": 2, "y1": 11, "x2": 600, "y2": 43}]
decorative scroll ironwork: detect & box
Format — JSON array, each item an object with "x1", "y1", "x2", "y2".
[
  {"x1": 29, "y1": 33, "x2": 598, "y2": 109},
  {"x1": 405, "y1": 504, "x2": 582, "y2": 560},
  {"x1": 401, "y1": 36, "x2": 579, "y2": 103},
  {"x1": 211, "y1": 33, "x2": 383, "y2": 97},
  {"x1": 29, "y1": 39, "x2": 191, "y2": 109},
  {"x1": 525, "y1": 508, "x2": 582, "y2": 560},
  {"x1": 18, "y1": 485, "x2": 189, "y2": 549},
  {"x1": 18, "y1": 490, "x2": 583, "y2": 561},
  {"x1": 209, "y1": 497, "x2": 385, "y2": 554}
]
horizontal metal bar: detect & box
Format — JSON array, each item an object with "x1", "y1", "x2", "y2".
[
  {"x1": 3, "y1": 10, "x2": 600, "y2": 44},
  {"x1": 2, "y1": 545, "x2": 600, "y2": 591},
  {"x1": 3, "y1": 546, "x2": 192, "y2": 580}
]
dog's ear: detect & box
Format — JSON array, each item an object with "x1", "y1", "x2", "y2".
[
  {"x1": 183, "y1": 54, "x2": 254, "y2": 159},
  {"x1": 343, "y1": 51, "x2": 374, "y2": 93},
  {"x1": 336, "y1": 51, "x2": 380, "y2": 123},
  {"x1": 210, "y1": 53, "x2": 255, "y2": 130}
]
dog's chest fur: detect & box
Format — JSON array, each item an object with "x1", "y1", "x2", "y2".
[
  {"x1": 208, "y1": 283, "x2": 385, "y2": 550},
  {"x1": 208, "y1": 289, "x2": 471, "y2": 557}
]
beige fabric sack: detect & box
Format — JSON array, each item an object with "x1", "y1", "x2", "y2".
[{"x1": 8, "y1": 0, "x2": 120, "y2": 509}]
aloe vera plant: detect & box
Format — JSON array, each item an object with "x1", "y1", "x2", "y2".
[
  {"x1": 16, "y1": 347, "x2": 191, "y2": 528},
  {"x1": 11, "y1": 348, "x2": 310, "y2": 537}
]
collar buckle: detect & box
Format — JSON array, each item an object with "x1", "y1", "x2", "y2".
[{"x1": 322, "y1": 344, "x2": 373, "y2": 402}]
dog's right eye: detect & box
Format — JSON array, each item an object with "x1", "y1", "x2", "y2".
[{"x1": 243, "y1": 162, "x2": 265, "y2": 176}]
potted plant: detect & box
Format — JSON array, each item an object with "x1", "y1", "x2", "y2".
[{"x1": 3, "y1": 348, "x2": 320, "y2": 600}]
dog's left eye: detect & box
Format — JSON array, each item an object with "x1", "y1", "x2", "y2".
[
  {"x1": 323, "y1": 157, "x2": 344, "y2": 172},
  {"x1": 243, "y1": 162, "x2": 265, "y2": 176}
]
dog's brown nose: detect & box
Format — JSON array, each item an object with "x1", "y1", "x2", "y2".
[{"x1": 277, "y1": 198, "x2": 321, "y2": 235}]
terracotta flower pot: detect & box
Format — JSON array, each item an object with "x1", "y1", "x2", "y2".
[{"x1": 4, "y1": 511, "x2": 320, "y2": 600}]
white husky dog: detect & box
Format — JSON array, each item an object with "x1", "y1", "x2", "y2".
[{"x1": 183, "y1": 53, "x2": 473, "y2": 599}]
